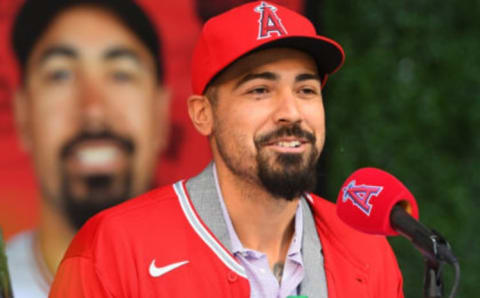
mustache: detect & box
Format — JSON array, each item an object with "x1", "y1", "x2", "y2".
[
  {"x1": 255, "y1": 124, "x2": 316, "y2": 147},
  {"x1": 60, "y1": 130, "x2": 135, "y2": 159}
]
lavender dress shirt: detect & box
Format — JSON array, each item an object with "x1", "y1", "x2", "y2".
[{"x1": 214, "y1": 167, "x2": 304, "y2": 297}]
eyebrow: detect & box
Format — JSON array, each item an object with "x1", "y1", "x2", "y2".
[
  {"x1": 103, "y1": 47, "x2": 141, "y2": 65},
  {"x1": 39, "y1": 46, "x2": 77, "y2": 65},
  {"x1": 295, "y1": 73, "x2": 321, "y2": 83},
  {"x1": 234, "y1": 71, "x2": 321, "y2": 90},
  {"x1": 234, "y1": 72, "x2": 278, "y2": 90}
]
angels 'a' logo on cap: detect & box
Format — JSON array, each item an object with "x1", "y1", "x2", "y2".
[
  {"x1": 254, "y1": 1, "x2": 287, "y2": 40},
  {"x1": 342, "y1": 180, "x2": 383, "y2": 216}
]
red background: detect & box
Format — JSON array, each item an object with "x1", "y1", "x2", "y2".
[{"x1": 0, "y1": 0, "x2": 304, "y2": 240}]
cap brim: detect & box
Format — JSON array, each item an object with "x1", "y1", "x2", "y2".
[
  {"x1": 202, "y1": 35, "x2": 345, "y2": 93},
  {"x1": 253, "y1": 35, "x2": 345, "y2": 76}
]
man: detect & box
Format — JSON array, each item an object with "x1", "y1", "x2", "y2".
[
  {"x1": 6, "y1": 0, "x2": 169, "y2": 297},
  {"x1": 50, "y1": 2, "x2": 404, "y2": 297}
]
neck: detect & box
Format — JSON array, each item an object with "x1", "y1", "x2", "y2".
[
  {"x1": 36, "y1": 200, "x2": 76, "y2": 281},
  {"x1": 215, "y1": 161, "x2": 300, "y2": 268}
]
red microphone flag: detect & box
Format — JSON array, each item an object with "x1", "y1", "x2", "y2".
[{"x1": 336, "y1": 168, "x2": 419, "y2": 236}]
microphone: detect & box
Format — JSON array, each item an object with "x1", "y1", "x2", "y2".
[{"x1": 335, "y1": 167, "x2": 457, "y2": 264}]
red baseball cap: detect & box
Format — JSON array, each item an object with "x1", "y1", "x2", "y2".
[{"x1": 191, "y1": 1, "x2": 345, "y2": 95}]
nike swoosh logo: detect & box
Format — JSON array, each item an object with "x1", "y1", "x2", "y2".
[{"x1": 149, "y1": 260, "x2": 189, "y2": 277}]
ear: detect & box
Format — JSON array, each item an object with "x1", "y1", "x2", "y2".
[
  {"x1": 187, "y1": 94, "x2": 213, "y2": 136},
  {"x1": 153, "y1": 86, "x2": 171, "y2": 153},
  {"x1": 13, "y1": 89, "x2": 33, "y2": 152}
]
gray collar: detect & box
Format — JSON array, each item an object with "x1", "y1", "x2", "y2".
[
  {"x1": 299, "y1": 197, "x2": 328, "y2": 297},
  {"x1": 185, "y1": 163, "x2": 232, "y2": 251}
]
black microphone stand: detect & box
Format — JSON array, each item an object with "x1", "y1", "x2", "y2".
[
  {"x1": 421, "y1": 231, "x2": 459, "y2": 298},
  {"x1": 390, "y1": 206, "x2": 460, "y2": 298},
  {"x1": 424, "y1": 256, "x2": 444, "y2": 298}
]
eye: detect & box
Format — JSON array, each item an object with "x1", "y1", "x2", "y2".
[
  {"x1": 112, "y1": 71, "x2": 134, "y2": 82},
  {"x1": 47, "y1": 69, "x2": 72, "y2": 82},
  {"x1": 246, "y1": 86, "x2": 270, "y2": 96},
  {"x1": 250, "y1": 87, "x2": 267, "y2": 94},
  {"x1": 298, "y1": 85, "x2": 320, "y2": 98},
  {"x1": 300, "y1": 87, "x2": 316, "y2": 94}
]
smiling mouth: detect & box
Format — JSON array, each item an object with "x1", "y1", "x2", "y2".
[
  {"x1": 64, "y1": 140, "x2": 131, "y2": 176},
  {"x1": 263, "y1": 137, "x2": 311, "y2": 153},
  {"x1": 255, "y1": 123, "x2": 316, "y2": 153},
  {"x1": 274, "y1": 140, "x2": 302, "y2": 148},
  {"x1": 77, "y1": 146, "x2": 119, "y2": 165}
]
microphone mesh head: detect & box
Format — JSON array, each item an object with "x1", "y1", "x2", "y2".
[{"x1": 336, "y1": 168, "x2": 419, "y2": 236}]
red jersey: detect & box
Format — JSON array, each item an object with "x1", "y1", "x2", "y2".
[{"x1": 50, "y1": 177, "x2": 403, "y2": 297}]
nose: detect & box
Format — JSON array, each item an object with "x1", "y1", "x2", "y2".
[
  {"x1": 78, "y1": 75, "x2": 107, "y2": 132},
  {"x1": 272, "y1": 89, "x2": 302, "y2": 125}
]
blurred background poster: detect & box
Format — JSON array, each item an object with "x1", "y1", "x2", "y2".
[{"x1": 0, "y1": 0, "x2": 304, "y2": 240}]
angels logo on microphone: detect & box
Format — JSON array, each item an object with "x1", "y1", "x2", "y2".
[
  {"x1": 254, "y1": 1, "x2": 287, "y2": 40},
  {"x1": 342, "y1": 180, "x2": 383, "y2": 216}
]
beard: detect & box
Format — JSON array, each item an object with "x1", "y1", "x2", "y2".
[
  {"x1": 256, "y1": 147, "x2": 318, "y2": 201},
  {"x1": 255, "y1": 124, "x2": 319, "y2": 200},
  {"x1": 58, "y1": 129, "x2": 135, "y2": 230},
  {"x1": 216, "y1": 123, "x2": 319, "y2": 201},
  {"x1": 61, "y1": 172, "x2": 133, "y2": 230}
]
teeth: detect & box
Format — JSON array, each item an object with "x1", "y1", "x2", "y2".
[
  {"x1": 77, "y1": 147, "x2": 118, "y2": 165},
  {"x1": 277, "y1": 141, "x2": 301, "y2": 148}
]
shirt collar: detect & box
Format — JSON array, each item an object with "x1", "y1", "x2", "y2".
[{"x1": 212, "y1": 163, "x2": 304, "y2": 257}]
